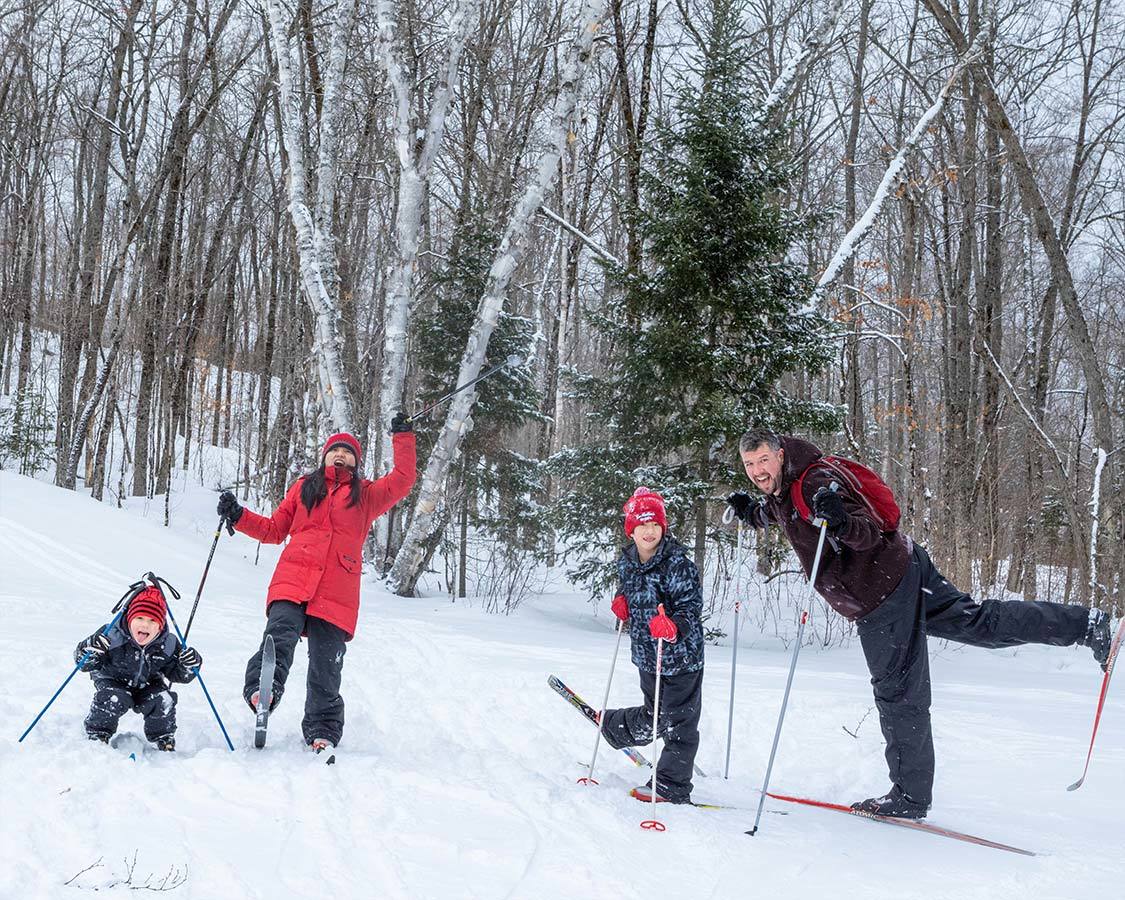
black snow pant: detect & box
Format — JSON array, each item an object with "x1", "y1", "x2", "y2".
[
  {"x1": 600, "y1": 668, "x2": 703, "y2": 802},
  {"x1": 85, "y1": 680, "x2": 177, "y2": 742},
  {"x1": 244, "y1": 600, "x2": 348, "y2": 746},
  {"x1": 856, "y1": 542, "x2": 1089, "y2": 807}
]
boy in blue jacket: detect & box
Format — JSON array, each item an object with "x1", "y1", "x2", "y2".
[
  {"x1": 75, "y1": 586, "x2": 201, "y2": 751},
  {"x1": 600, "y1": 488, "x2": 705, "y2": 804}
]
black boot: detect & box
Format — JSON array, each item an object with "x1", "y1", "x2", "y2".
[
  {"x1": 155, "y1": 734, "x2": 176, "y2": 752},
  {"x1": 1084, "y1": 609, "x2": 1113, "y2": 672},
  {"x1": 851, "y1": 785, "x2": 928, "y2": 820},
  {"x1": 86, "y1": 731, "x2": 111, "y2": 744}
]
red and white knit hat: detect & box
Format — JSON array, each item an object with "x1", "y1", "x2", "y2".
[
  {"x1": 127, "y1": 586, "x2": 167, "y2": 629},
  {"x1": 623, "y1": 487, "x2": 667, "y2": 536}
]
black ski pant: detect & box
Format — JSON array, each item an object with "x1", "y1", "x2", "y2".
[
  {"x1": 600, "y1": 668, "x2": 703, "y2": 802},
  {"x1": 244, "y1": 600, "x2": 348, "y2": 746},
  {"x1": 85, "y1": 679, "x2": 177, "y2": 741},
  {"x1": 857, "y1": 542, "x2": 1089, "y2": 807}
]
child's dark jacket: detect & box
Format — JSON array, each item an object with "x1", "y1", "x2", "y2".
[
  {"x1": 618, "y1": 536, "x2": 705, "y2": 676},
  {"x1": 74, "y1": 620, "x2": 197, "y2": 689}
]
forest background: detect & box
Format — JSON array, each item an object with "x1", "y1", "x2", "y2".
[{"x1": 2, "y1": 0, "x2": 1122, "y2": 635}]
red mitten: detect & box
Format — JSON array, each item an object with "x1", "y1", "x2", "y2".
[
  {"x1": 611, "y1": 594, "x2": 629, "y2": 622},
  {"x1": 649, "y1": 604, "x2": 678, "y2": 642}
]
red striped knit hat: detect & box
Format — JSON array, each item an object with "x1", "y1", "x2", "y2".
[{"x1": 127, "y1": 587, "x2": 167, "y2": 629}]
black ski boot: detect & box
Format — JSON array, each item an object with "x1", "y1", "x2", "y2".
[
  {"x1": 155, "y1": 735, "x2": 176, "y2": 752},
  {"x1": 851, "y1": 786, "x2": 928, "y2": 820},
  {"x1": 1084, "y1": 608, "x2": 1112, "y2": 672},
  {"x1": 87, "y1": 731, "x2": 111, "y2": 744}
]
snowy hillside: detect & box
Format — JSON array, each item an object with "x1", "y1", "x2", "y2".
[{"x1": 0, "y1": 470, "x2": 1121, "y2": 899}]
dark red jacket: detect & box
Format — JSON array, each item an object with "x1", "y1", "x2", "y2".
[
  {"x1": 749, "y1": 436, "x2": 910, "y2": 620},
  {"x1": 235, "y1": 432, "x2": 416, "y2": 638}
]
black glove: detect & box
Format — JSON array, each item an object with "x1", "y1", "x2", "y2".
[
  {"x1": 217, "y1": 491, "x2": 243, "y2": 525},
  {"x1": 390, "y1": 411, "x2": 413, "y2": 434},
  {"x1": 178, "y1": 646, "x2": 202, "y2": 669},
  {"x1": 812, "y1": 486, "x2": 847, "y2": 533},
  {"x1": 79, "y1": 633, "x2": 110, "y2": 670},
  {"x1": 726, "y1": 491, "x2": 756, "y2": 523},
  {"x1": 82, "y1": 633, "x2": 110, "y2": 659}
]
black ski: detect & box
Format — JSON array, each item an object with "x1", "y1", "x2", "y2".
[
  {"x1": 548, "y1": 674, "x2": 706, "y2": 776},
  {"x1": 254, "y1": 635, "x2": 275, "y2": 749}
]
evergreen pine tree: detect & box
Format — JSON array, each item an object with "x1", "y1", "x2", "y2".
[
  {"x1": 412, "y1": 217, "x2": 546, "y2": 565},
  {"x1": 548, "y1": 0, "x2": 841, "y2": 595}
]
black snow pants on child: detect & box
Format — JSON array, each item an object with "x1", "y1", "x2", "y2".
[
  {"x1": 857, "y1": 542, "x2": 1090, "y2": 808},
  {"x1": 600, "y1": 669, "x2": 703, "y2": 803},
  {"x1": 86, "y1": 681, "x2": 177, "y2": 741},
  {"x1": 244, "y1": 599, "x2": 348, "y2": 745}
]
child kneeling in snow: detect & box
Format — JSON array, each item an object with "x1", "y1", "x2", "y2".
[
  {"x1": 75, "y1": 586, "x2": 201, "y2": 752},
  {"x1": 600, "y1": 488, "x2": 705, "y2": 804}
]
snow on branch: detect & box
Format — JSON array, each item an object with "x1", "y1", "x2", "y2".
[
  {"x1": 538, "y1": 206, "x2": 621, "y2": 266},
  {"x1": 975, "y1": 334, "x2": 1068, "y2": 480},
  {"x1": 803, "y1": 37, "x2": 983, "y2": 315},
  {"x1": 759, "y1": 0, "x2": 846, "y2": 130}
]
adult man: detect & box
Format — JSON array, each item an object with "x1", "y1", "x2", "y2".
[{"x1": 727, "y1": 429, "x2": 1112, "y2": 819}]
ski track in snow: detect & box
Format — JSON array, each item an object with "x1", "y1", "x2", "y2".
[{"x1": 1, "y1": 470, "x2": 1122, "y2": 899}]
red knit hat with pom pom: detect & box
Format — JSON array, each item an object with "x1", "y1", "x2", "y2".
[{"x1": 623, "y1": 487, "x2": 667, "y2": 536}]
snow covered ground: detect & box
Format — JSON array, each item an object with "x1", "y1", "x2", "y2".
[{"x1": 0, "y1": 469, "x2": 1121, "y2": 899}]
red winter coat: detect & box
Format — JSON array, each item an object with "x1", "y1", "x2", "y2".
[{"x1": 235, "y1": 432, "x2": 416, "y2": 638}]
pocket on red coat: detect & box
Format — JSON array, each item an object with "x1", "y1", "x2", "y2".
[{"x1": 337, "y1": 551, "x2": 361, "y2": 574}]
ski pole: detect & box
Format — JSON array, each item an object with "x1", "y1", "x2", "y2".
[
  {"x1": 407, "y1": 353, "x2": 523, "y2": 422},
  {"x1": 641, "y1": 607, "x2": 668, "y2": 833},
  {"x1": 163, "y1": 599, "x2": 235, "y2": 752},
  {"x1": 144, "y1": 572, "x2": 234, "y2": 752},
  {"x1": 579, "y1": 618, "x2": 627, "y2": 786},
  {"x1": 747, "y1": 508, "x2": 832, "y2": 837},
  {"x1": 724, "y1": 520, "x2": 745, "y2": 779},
  {"x1": 18, "y1": 580, "x2": 148, "y2": 742},
  {"x1": 182, "y1": 516, "x2": 229, "y2": 644}
]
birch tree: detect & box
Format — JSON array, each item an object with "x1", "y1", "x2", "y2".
[
  {"x1": 387, "y1": 0, "x2": 611, "y2": 596},
  {"x1": 265, "y1": 0, "x2": 358, "y2": 432},
  {"x1": 374, "y1": 0, "x2": 479, "y2": 477}
]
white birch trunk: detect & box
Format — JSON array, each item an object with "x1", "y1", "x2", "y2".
[
  {"x1": 266, "y1": 0, "x2": 356, "y2": 432},
  {"x1": 804, "y1": 39, "x2": 982, "y2": 313},
  {"x1": 387, "y1": 0, "x2": 610, "y2": 596},
  {"x1": 1089, "y1": 447, "x2": 1107, "y2": 599},
  {"x1": 375, "y1": 0, "x2": 479, "y2": 472}
]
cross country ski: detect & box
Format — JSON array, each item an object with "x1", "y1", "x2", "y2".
[
  {"x1": 757, "y1": 791, "x2": 1036, "y2": 857},
  {"x1": 254, "y1": 635, "x2": 275, "y2": 750}
]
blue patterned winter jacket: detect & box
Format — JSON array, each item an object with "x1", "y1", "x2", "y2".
[{"x1": 618, "y1": 537, "x2": 705, "y2": 676}]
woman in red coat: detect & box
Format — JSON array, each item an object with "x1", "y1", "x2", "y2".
[{"x1": 217, "y1": 414, "x2": 416, "y2": 751}]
